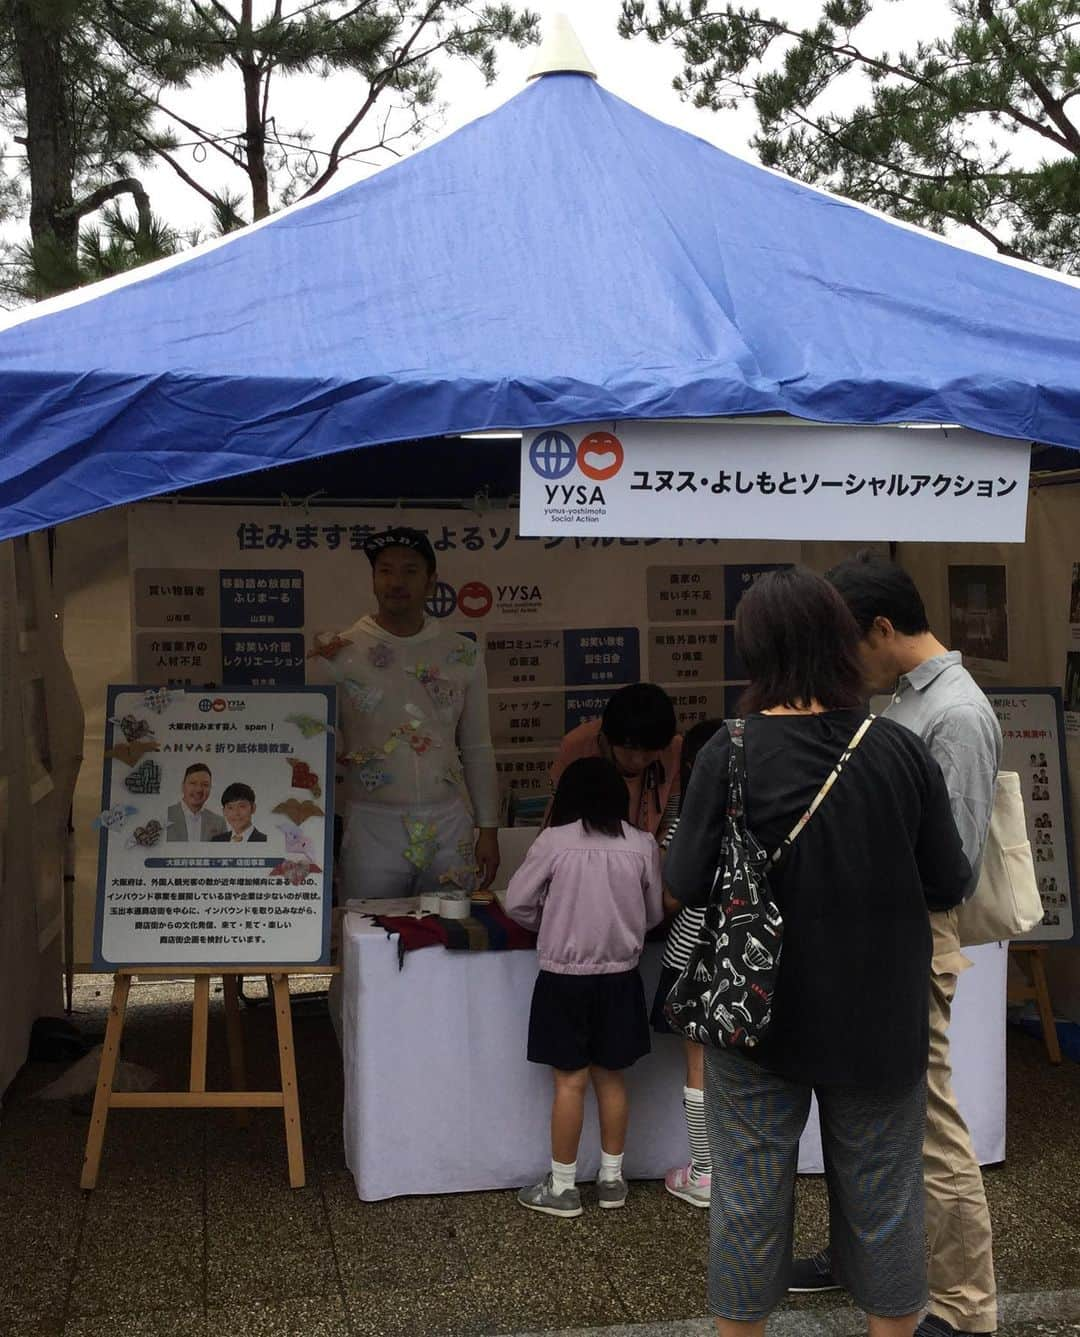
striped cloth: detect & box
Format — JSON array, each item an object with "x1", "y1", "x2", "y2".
[
  {"x1": 659, "y1": 809, "x2": 706, "y2": 971},
  {"x1": 374, "y1": 902, "x2": 537, "y2": 969}
]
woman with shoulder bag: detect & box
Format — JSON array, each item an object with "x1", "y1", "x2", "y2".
[{"x1": 665, "y1": 568, "x2": 971, "y2": 1337}]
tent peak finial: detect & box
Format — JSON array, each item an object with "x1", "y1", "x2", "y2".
[{"x1": 527, "y1": 14, "x2": 597, "y2": 81}]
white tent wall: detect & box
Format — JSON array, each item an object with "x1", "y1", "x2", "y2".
[
  {"x1": 50, "y1": 490, "x2": 1080, "y2": 1025},
  {"x1": 54, "y1": 508, "x2": 131, "y2": 973},
  {"x1": 0, "y1": 535, "x2": 84, "y2": 1098}
]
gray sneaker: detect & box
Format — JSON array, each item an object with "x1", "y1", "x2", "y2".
[
  {"x1": 517, "y1": 1173, "x2": 582, "y2": 1218},
  {"x1": 596, "y1": 1175, "x2": 628, "y2": 1209}
]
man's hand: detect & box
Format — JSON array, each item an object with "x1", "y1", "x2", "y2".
[{"x1": 474, "y1": 827, "x2": 501, "y2": 892}]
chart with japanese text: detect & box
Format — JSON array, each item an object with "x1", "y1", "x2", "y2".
[{"x1": 129, "y1": 505, "x2": 877, "y2": 813}]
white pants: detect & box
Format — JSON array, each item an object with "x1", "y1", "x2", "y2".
[{"x1": 340, "y1": 797, "x2": 477, "y2": 900}]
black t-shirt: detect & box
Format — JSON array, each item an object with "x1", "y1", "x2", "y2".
[{"x1": 665, "y1": 711, "x2": 971, "y2": 1091}]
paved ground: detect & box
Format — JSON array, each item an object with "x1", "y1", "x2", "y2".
[{"x1": 0, "y1": 974, "x2": 1078, "y2": 1336}]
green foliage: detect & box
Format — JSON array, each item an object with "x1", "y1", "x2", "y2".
[
  {"x1": 13, "y1": 203, "x2": 181, "y2": 301},
  {"x1": 148, "y1": 2, "x2": 539, "y2": 218},
  {"x1": 619, "y1": 0, "x2": 1080, "y2": 273},
  {"x1": 1, "y1": 0, "x2": 539, "y2": 301}
]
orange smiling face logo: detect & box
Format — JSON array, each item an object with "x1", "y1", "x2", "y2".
[
  {"x1": 577, "y1": 431, "x2": 624, "y2": 481},
  {"x1": 457, "y1": 581, "x2": 493, "y2": 618}
]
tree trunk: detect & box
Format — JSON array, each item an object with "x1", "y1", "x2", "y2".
[
  {"x1": 239, "y1": 0, "x2": 269, "y2": 220},
  {"x1": 6, "y1": 0, "x2": 78, "y2": 259}
]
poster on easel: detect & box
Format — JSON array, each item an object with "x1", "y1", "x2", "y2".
[
  {"x1": 986, "y1": 689, "x2": 1077, "y2": 944},
  {"x1": 93, "y1": 684, "x2": 335, "y2": 968}
]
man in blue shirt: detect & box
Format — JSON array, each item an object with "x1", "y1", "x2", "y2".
[{"x1": 791, "y1": 553, "x2": 1000, "y2": 1337}]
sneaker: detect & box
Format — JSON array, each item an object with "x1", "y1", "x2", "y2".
[
  {"x1": 517, "y1": 1173, "x2": 582, "y2": 1218},
  {"x1": 915, "y1": 1315, "x2": 992, "y2": 1337},
  {"x1": 788, "y1": 1249, "x2": 841, "y2": 1293},
  {"x1": 664, "y1": 1163, "x2": 711, "y2": 1208},
  {"x1": 596, "y1": 1175, "x2": 628, "y2": 1209}
]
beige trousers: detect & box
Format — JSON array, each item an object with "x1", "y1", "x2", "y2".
[{"x1": 925, "y1": 910, "x2": 998, "y2": 1332}]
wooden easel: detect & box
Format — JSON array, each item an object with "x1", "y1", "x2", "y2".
[
  {"x1": 1008, "y1": 943, "x2": 1061, "y2": 1065},
  {"x1": 80, "y1": 965, "x2": 339, "y2": 1190}
]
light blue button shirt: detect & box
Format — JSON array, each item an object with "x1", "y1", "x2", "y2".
[{"x1": 884, "y1": 650, "x2": 1001, "y2": 895}]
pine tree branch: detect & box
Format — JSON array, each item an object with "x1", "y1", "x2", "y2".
[
  {"x1": 298, "y1": 0, "x2": 444, "y2": 198},
  {"x1": 959, "y1": 211, "x2": 1028, "y2": 260},
  {"x1": 773, "y1": 104, "x2": 1016, "y2": 189},
  {"x1": 679, "y1": 10, "x2": 1079, "y2": 156},
  {"x1": 138, "y1": 136, "x2": 227, "y2": 210},
  {"x1": 976, "y1": 0, "x2": 1080, "y2": 154},
  {"x1": 193, "y1": 0, "x2": 239, "y2": 32},
  {"x1": 870, "y1": 178, "x2": 1025, "y2": 259},
  {"x1": 154, "y1": 99, "x2": 245, "y2": 169},
  {"x1": 63, "y1": 176, "x2": 152, "y2": 231}
]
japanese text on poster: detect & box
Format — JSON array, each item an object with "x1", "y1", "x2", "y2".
[
  {"x1": 93, "y1": 685, "x2": 335, "y2": 967},
  {"x1": 987, "y1": 689, "x2": 1076, "y2": 943}
]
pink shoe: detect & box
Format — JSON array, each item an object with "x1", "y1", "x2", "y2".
[{"x1": 664, "y1": 1163, "x2": 710, "y2": 1208}]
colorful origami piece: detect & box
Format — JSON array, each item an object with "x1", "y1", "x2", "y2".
[
  {"x1": 402, "y1": 818, "x2": 438, "y2": 871},
  {"x1": 306, "y1": 633, "x2": 352, "y2": 661},
  {"x1": 341, "y1": 746, "x2": 379, "y2": 766},
  {"x1": 285, "y1": 712, "x2": 332, "y2": 739},
  {"x1": 406, "y1": 661, "x2": 441, "y2": 687},
  {"x1": 110, "y1": 714, "x2": 155, "y2": 743},
  {"x1": 286, "y1": 756, "x2": 322, "y2": 797},
  {"x1": 342, "y1": 678, "x2": 384, "y2": 714},
  {"x1": 123, "y1": 758, "x2": 162, "y2": 795},
  {"x1": 447, "y1": 642, "x2": 478, "y2": 668},
  {"x1": 355, "y1": 763, "x2": 392, "y2": 793},
  {"x1": 128, "y1": 820, "x2": 163, "y2": 849},
  {"x1": 93, "y1": 804, "x2": 137, "y2": 832},
  {"x1": 270, "y1": 859, "x2": 322, "y2": 885},
  {"x1": 106, "y1": 738, "x2": 160, "y2": 768},
  {"x1": 384, "y1": 705, "x2": 437, "y2": 756},
  {"x1": 427, "y1": 678, "x2": 463, "y2": 712},
  {"x1": 276, "y1": 820, "x2": 319, "y2": 862},
  {"x1": 272, "y1": 797, "x2": 325, "y2": 824},
  {"x1": 143, "y1": 687, "x2": 177, "y2": 714}
]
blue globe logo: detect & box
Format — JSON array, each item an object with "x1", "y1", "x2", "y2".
[
  {"x1": 426, "y1": 582, "x2": 458, "y2": 619},
  {"x1": 529, "y1": 431, "x2": 578, "y2": 480}
]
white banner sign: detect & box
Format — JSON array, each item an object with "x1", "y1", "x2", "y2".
[
  {"x1": 519, "y1": 423, "x2": 1030, "y2": 542},
  {"x1": 93, "y1": 685, "x2": 334, "y2": 968}
]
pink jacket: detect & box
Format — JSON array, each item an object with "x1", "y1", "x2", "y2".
[{"x1": 504, "y1": 820, "x2": 664, "y2": 975}]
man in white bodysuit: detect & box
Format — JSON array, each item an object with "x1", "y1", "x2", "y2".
[{"x1": 310, "y1": 527, "x2": 500, "y2": 899}]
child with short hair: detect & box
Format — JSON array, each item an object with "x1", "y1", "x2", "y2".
[{"x1": 505, "y1": 756, "x2": 664, "y2": 1217}]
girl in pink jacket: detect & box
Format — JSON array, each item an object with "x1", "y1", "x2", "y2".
[{"x1": 505, "y1": 756, "x2": 664, "y2": 1218}]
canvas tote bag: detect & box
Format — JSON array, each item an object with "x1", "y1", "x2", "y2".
[{"x1": 956, "y1": 771, "x2": 1043, "y2": 946}]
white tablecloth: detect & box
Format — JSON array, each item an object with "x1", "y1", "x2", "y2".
[{"x1": 337, "y1": 914, "x2": 1008, "y2": 1201}]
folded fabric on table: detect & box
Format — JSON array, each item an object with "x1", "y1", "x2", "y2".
[{"x1": 373, "y1": 901, "x2": 537, "y2": 968}]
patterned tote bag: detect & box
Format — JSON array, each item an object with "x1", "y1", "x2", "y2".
[{"x1": 665, "y1": 715, "x2": 873, "y2": 1050}]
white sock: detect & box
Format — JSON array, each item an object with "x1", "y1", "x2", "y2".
[
  {"x1": 550, "y1": 1158, "x2": 577, "y2": 1194},
  {"x1": 684, "y1": 1085, "x2": 711, "y2": 1180},
  {"x1": 598, "y1": 1149, "x2": 624, "y2": 1183}
]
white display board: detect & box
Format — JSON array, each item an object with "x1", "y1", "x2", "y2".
[
  {"x1": 519, "y1": 423, "x2": 1030, "y2": 541},
  {"x1": 987, "y1": 689, "x2": 1077, "y2": 943},
  {"x1": 93, "y1": 685, "x2": 334, "y2": 968}
]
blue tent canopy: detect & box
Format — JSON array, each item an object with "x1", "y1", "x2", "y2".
[{"x1": 1, "y1": 69, "x2": 1079, "y2": 540}]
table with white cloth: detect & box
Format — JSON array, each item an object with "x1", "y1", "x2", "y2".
[{"x1": 336, "y1": 910, "x2": 1008, "y2": 1202}]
